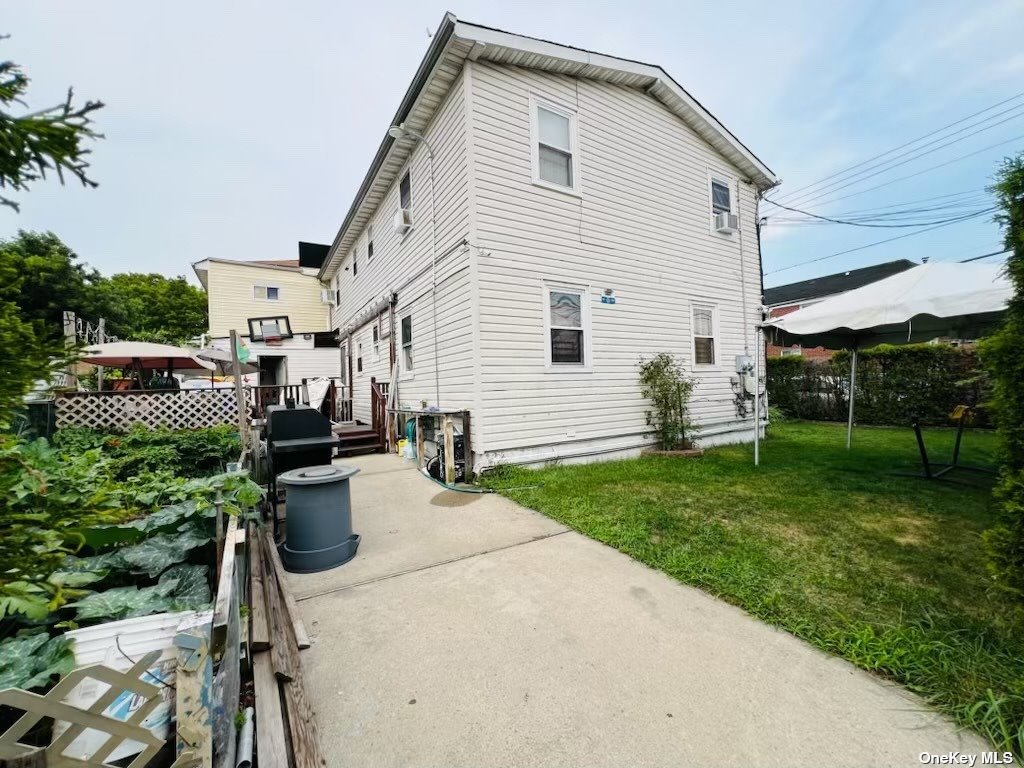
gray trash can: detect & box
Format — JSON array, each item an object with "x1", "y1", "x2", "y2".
[{"x1": 278, "y1": 465, "x2": 361, "y2": 573}]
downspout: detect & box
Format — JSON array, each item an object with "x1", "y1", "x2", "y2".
[{"x1": 427, "y1": 145, "x2": 441, "y2": 407}]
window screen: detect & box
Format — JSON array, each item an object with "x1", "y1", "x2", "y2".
[
  {"x1": 711, "y1": 180, "x2": 731, "y2": 214},
  {"x1": 400, "y1": 172, "x2": 412, "y2": 210},
  {"x1": 693, "y1": 306, "x2": 716, "y2": 365},
  {"x1": 538, "y1": 106, "x2": 572, "y2": 188}
]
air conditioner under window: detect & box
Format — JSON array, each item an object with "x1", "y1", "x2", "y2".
[
  {"x1": 393, "y1": 208, "x2": 413, "y2": 236},
  {"x1": 320, "y1": 289, "x2": 336, "y2": 305},
  {"x1": 715, "y1": 212, "x2": 739, "y2": 234}
]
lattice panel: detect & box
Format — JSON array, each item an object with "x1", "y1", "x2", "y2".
[{"x1": 56, "y1": 390, "x2": 251, "y2": 431}]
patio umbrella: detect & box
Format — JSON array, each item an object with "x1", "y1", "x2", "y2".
[
  {"x1": 81, "y1": 341, "x2": 215, "y2": 389},
  {"x1": 194, "y1": 347, "x2": 260, "y2": 376},
  {"x1": 760, "y1": 261, "x2": 1011, "y2": 460}
]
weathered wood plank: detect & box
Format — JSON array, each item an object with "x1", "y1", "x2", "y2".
[
  {"x1": 211, "y1": 513, "x2": 238, "y2": 657},
  {"x1": 262, "y1": 528, "x2": 311, "y2": 650},
  {"x1": 260, "y1": 534, "x2": 295, "y2": 682},
  {"x1": 249, "y1": 528, "x2": 271, "y2": 653},
  {"x1": 282, "y1": 669, "x2": 327, "y2": 768},
  {"x1": 253, "y1": 653, "x2": 289, "y2": 768},
  {"x1": 443, "y1": 415, "x2": 455, "y2": 485}
]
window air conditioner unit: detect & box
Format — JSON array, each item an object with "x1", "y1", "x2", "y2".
[
  {"x1": 393, "y1": 208, "x2": 413, "y2": 236},
  {"x1": 320, "y1": 289, "x2": 336, "y2": 305},
  {"x1": 715, "y1": 212, "x2": 739, "y2": 234}
]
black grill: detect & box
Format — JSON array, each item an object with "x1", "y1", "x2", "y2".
[{"x1": 266, "y1": 403, "x2": 341, "y2": 519}]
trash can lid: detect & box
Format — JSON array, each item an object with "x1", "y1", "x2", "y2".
[{"x1": 279, "y1": 464, "x2": 361, "y2": 485}]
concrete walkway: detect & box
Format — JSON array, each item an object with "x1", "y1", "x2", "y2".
[{"x1": 288, "y1": 454, "x2": 988, "y2": 767}]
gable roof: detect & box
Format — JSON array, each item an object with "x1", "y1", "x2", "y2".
[
  {"x1": 763, "y1": 259, "x2": 918, "y2": 307},
  {"x1": 320, "y1": 12, "x2": 778, "y2": 279}
]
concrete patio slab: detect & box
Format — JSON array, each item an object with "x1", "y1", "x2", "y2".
[
  {"x1": 294, "y1": 454, "x2": 990, "y2": 767},
  {"x1": 285, "y1": 454, "x2": 567, "y2": 600}
]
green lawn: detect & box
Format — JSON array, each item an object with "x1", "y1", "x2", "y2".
[{"x1": 484, "y1": 421, "x2": 1024, "y2": 755}]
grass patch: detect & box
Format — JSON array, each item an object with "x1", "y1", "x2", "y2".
[{"x1": 483, "y1": 421, "x2": 1024, "y2": 756}]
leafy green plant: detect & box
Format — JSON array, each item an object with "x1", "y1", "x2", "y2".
[
  {"x1": 638, "y1": 353, "x2": 695, "y2": 450},
  {"x1": 980, "y1": 152, "x2": 1024, "y2": 600},
  {"x1": 0, "y1": 633, "x2": 74, "y2": 690}
]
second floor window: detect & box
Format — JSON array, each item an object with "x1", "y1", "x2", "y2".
[
  {"x1": 357, "y1": 342, "x2": 363, "y2": 373},
  {"x1": 373, "y1": 324, "x2": 380, "y2": 361},
  {"x1": 254, "y1": 285, "x2": 280, "y2": 301},
  {"x1": 352, "y1": 249, "x2": 357, "y2": 278},
  {"x1": 400, "y1": 171, "x2": 412, "y2": 211},
  {"x1": 711, "y1": 179, "x2": 731, "y2": 214},
  {"x1": 533, "y1": 99, "x2": 578, "y2": 192},
  {"x1": 367, "y1": 224, "x2": 374, "y2": 259}
]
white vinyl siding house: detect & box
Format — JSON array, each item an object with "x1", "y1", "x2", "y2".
[{"x1": 319, "y1": 15, "x2": 776, "y2": 470}]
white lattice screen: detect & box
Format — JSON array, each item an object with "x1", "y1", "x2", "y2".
[{"x1": 56, "y1": 390, "x2": 249, "y2": 431}]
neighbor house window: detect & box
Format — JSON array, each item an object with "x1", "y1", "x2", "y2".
[
  {"x1": 711, "y1": 178, "x2": 731, "y2": 214},
  {"x1": 253, "y1": 285, "x2": 280, "y2": 301},
  {"x1": 357, "y1": 343, "x2": 363, "y2": 373},
  {"x1": 692, "y1": 304, "x2": 718, "y2": 365},
  {"x1": 367, "y1": 224, "x2": 374, "y2": 259},
  {"x1": 780, "y1": 347, "x2": 803, "y2": 357},
  {"x1": 401, "y1": 314, "x2": 413, "y2": 372},
  {"x1": 546, "y1": 287, "x2": 587, "y2": 366},
  {"x1": 532, "y1": 98, "x2": 578, "y2": 192},
  {"x1": 400, "y1": 172, "x2": 412, "y2": 210}
]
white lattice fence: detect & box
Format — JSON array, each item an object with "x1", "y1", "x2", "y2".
[{"x1": 56, "y1": 390, "x2": 249, "y2": 431}]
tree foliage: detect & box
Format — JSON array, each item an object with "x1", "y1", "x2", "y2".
[
  {"x1": 980, "y1": 153, "x2": 1024, "y2": 598},
  {"x1": 97, "y1": 272, "x2": 208, "y2": 344},
  {"x1": 0, "y1": 53, "x2": 103, "y2": 211}
]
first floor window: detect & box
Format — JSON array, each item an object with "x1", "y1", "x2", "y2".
[
  {"x1": 692, "y1": 304, "x2": 717, "y2": 365},
  {"x1": 401, "y1": 314, "x2": 413, "y2": 372},
  {"x1": 548, "y1": 288, "x2": 585, "y2": 365},
  {"x1": 373, "y1": 325, "x2": 381, "y2": 361}
]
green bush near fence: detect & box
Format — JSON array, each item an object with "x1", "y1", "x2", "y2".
[{"x1": 767, "y1": 344, "x2": 989, "y2": 427}]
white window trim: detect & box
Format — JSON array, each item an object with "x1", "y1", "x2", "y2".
[
  {"x1": 542, "y1": 282, "x2": 592, "y2": 372},
  {"x1": 399, "y1": 312, "x2": 414, "y2": 380},
  {"x1": 691, "y1": 301, "x2": 720, "y2": 368},
  {"x1": 707, "y1": 170, "x2": 735, "y2": 236},
  {"x1": 253, "y1": 285, "x2": 281, "y2": 301},
  {"x1": 529, "y1": 94, "x2": 582, "y2": 198}
]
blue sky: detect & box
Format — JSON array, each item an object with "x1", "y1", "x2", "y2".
[{"x1": 3, "y1": 0, "x2": 1023, "y2": 289}]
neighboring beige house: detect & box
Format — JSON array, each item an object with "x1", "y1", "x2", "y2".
[
  {"x1": 193, "y1": 251, "x2": 341, "y2": 386},
  {"x1": 320, "y1": 14, "x2": 777, "y2": 470}
]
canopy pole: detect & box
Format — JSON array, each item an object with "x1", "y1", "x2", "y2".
[
  {"x1": 753, "y1": 322, "x2": 761, "y2": 467},
  {"x1": 846, "y1": 345, "x2": 858, "y2": 450}
]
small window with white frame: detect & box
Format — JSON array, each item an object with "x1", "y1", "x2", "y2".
[
  {"x1": 372, "y1": 324, "x2": 381, "y2": 361},
  {"x1": 531, "y1": 97, "x2": 579, "y2": 193},
  {"x1": 710, "y1": 177, "x2": 732, "y2": 214},
  {"x1": 253, "y1": 285, "x2": 280, "y2": 301},
  {"x1": 400, "y1": 314, "x2": 413, "y2": 373},
  {"x1": 367, "y1": 224, "x2": 374, "y2": 260},
  {"x1": 692, "y1": 303, "x2": 718, "y2": 365},
  {"x1": 546, "y1": 287, "x2": 587, "y2": 367}
]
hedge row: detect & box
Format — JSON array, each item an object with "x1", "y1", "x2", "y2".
[{"x1": 766, "y1": 344, "x2": 989, "y2": 427}]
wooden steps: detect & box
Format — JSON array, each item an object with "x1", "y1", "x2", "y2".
[{"x1": 333, "y1": 423, "x2": 384, "y2": 457}]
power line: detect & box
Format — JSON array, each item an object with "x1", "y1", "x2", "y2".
[
  {"x1": 794, "y1": 134, "x2": 1024, "y2": 209},
  {"x1": 764, "y1": 206, "x2": 997, "y2": 276},
  {"x1": 777, "y1": 107, "x2": 1024, "y2": 209},
  {"x1": 769, "y1": 89, "x2": 1024, "y2": 204},
  {"x1": 763, "y1": 198, "x2": 993, "y2": 228},
  {"x1": 960, "y1": 248, "x2": 1010, "y2": 263}
]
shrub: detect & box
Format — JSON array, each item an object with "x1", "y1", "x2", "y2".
[
  {"x1": 767, "y1": 344, "x2": 989, "y2": 427},
  {"x1": 638, "y1": 353, "x2": 695, "y2": 450}
]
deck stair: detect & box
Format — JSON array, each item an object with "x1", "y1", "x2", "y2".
[{"x1": 333, "y1": 422, "x2": 383, "y2": 457}]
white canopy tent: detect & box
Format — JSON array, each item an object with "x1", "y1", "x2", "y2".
[{"x1": 759, "y1": 261, "x2": 1012, "y2": 461}]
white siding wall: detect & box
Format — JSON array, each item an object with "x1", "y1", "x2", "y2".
[
  {"x1": 330, "y1": 72, "x2": 474, "y2": 426},
  {"x1": 468, "y1": 61, "x2": 763, "y2": 467},
  {"x1": 210, "y1": 336, "x2": 341, "y2": 386}
]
